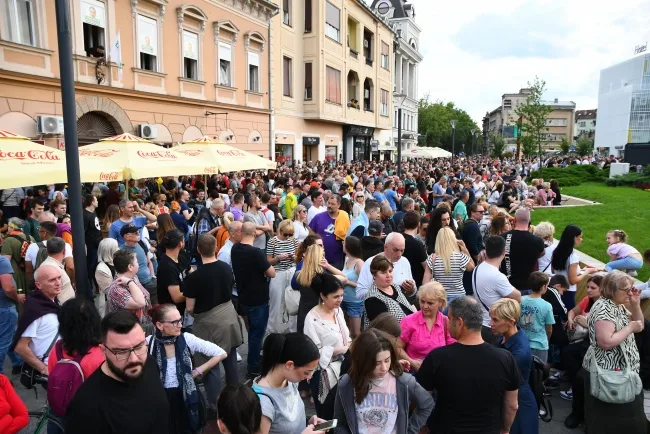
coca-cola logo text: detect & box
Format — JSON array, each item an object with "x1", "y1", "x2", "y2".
[
  {"x1": 215, "y1": 149, "x2": 246, "y2": 157},
  {"x1": 136, "y1": 150, "x2": 177, "y2": 159},
  {"x1": 204, "y1": 166, "x2": 218, "y2": 173},
  {"x1": 177, "y1": 150, "x2": 203, "y2": 157},
  {"x1": 0, "y1": 150, "x2": 61, "y2": 161},
  {"x1": 80, "y1": 149, "x2": 118, "y2": 158},
  {"x1": 99, "y1": 172, "x2": 121, "y2": 181}
]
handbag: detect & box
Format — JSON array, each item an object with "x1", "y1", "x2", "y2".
[
  {"x1": 284, "y1": 284, "x2": 300, "y2": 316},
  {"x1": 586, "y1": 343, "x2": 642, "y2": 404},
  {"x1": 20, "y1": 333, "x2": 59, "y2": 389},
  {"x1": 568, "y1": 323, "x2": 588, "y2": 343}
]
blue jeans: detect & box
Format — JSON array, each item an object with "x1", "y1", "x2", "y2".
[
  {"x1": 606, "y1": 257, "x2": 643, "y2": 272},
  {"x1": 203, "y1": 347, "x2": 240, "y2": 408},
  {"x1": 0, "y1": 305, "x2": 23, "y2": 374},
  {"x1": 246, "y1": 303, "x2": 269, "y2": 376}
]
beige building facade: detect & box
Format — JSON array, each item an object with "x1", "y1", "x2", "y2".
[
  {"x1": 487, "y1": 88, "x2": 576, "y2": 151},
  {"x1": 0, "y1": 0, "x2": 278, "y2": 156},
  {"x1": 271, "y1": 0, "x2": 395, "y2": 164}
]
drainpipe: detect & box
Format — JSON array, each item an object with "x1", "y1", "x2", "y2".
[{"x1": 268, "y1": 15, "x2": 275, "y2": 161}]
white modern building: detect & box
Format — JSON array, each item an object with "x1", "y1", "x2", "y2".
[
  {"x1": 370, "y1": 0, "x2": 423, "y2": 160},
  {"x1": 595, "y1": 53, "x2": 650, "y2": 157}
]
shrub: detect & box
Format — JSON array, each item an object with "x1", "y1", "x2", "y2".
[
  {"x1": 604, "y1": 171, "x2": 650, "y2": 187},
  {"x1": 529, "y1": 165, "x2": 606, "y2": 187}
]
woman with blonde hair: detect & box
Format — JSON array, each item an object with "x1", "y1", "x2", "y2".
[
  {"x1": 291, "y1": 244, "x2": 346, "y2": 333},
  {"x1": 266, "y1": 220, "x2": 298, "y2": 334},
  {"x1": 291, "y1": 204, "x2": 309, "y2": 243},
  {"x1": 215, "y1": 211, "x2": 234, "y2": 256},
  {"x1": 94, "y1": 237, "x2": 119, "y2": 317},
  {"x1": 423, "y1": 227, "x2": 475, "y2": 306},
  {"x1": 534, "y1": 221, "x2": 556, "y2": 274},
  {"x1": 489, "y1": 298, "x2": 538, "y2": 434},
  {"x1": 397, "y1": 282, "x2": 455, "y2": 372},
  {"x1": 352, "y1": 191, "x2": 365, "y2": 219}
]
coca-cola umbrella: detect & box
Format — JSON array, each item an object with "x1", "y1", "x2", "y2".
[
  {"x1": 0, "y1": 130, "x2": 71, "y2": 189},
  {"x1": 79, "y1": 133, "x2": 218, "y2": 180},
  {"x1": 175, "y1": 136, "x2": 276, "y2": 173}
]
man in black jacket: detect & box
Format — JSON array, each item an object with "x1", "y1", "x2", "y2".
[{"x1": 461, "y1": 203, "x2": 485, "y2": 295}]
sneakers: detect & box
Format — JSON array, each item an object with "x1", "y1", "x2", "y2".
[
  {"x1": 237, "y1": 352, "x2": 242, "y2": 362},
  {"x1": 564, "y1": 412, "x2": 583, "y2": 429},
  {"x1": 549, "y1": 370, "x2": 568, "y2": 381},
  {"x1": 560, "y1": 388, "x2": 573, "y2": 401}
]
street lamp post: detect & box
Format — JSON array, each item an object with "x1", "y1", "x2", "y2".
[
  {"x1": 470, "y1": 129, "x2": 476, "y2": 156},
  {"x1": 55, "y1": 0, "x2": 90, "y2": 299},
  {"x1": 450, "y1": 119, "x2": 457, "y2": 165},
  {"x1": 395, "y1": 93, "x2": 407, "y2": 177}
]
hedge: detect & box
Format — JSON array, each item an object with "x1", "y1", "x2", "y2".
[
  {"x1": 529, "y1": 165, "x2": 607, "y2": 187},
  {"x1": 605, "y1": 171, "x2": 650, "y2": 187}
]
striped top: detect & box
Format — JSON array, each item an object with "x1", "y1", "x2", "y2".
[
  {"x1": 425, "y1": 252, "x2": 470, "y2": 297},
  {"x1": 266, "y1": 236, "x2": 298, "y2": 271}
]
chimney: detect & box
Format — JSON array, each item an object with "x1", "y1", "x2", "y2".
[{"x1": 554, "y1": 98, "x2": 558, "y2": 103}]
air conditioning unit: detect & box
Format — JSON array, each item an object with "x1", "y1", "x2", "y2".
[
  {"x1": 36, "y1": 116, "x2": 64, "y2": 134},
  {"x1": 363, "y1": 40, "x2": 369, "y2": 48},
  {"x1": 139, "y1": 124, "x2": 158, "y2": 139}
]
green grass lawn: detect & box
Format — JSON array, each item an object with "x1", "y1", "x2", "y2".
[{"x1": 531, "y1": 182, "x2": 650, "y2": 283}]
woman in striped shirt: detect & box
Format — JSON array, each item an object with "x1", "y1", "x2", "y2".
[
  {"x1": 266, "y1": 220, "x2": 298, "y2": 334},
  {"x1": 423, "y1": 227, "x2": 475, "y2": 306}
]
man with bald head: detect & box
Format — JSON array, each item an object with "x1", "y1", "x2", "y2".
[
  {"x1": 230, "y1": 221, "x2": 275, "y2": 378},
  {"x1": 355, "y1": 232, "x2": 415, "y2": 300},
  {"x1": 13, "y1": 264, "x2": 62, "y2": 376},
  {"x1": 499, "y1": 208, "x2": 545, "y2": 294}
]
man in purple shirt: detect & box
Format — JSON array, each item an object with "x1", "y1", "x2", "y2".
[{"x1": 309, "y1": 194, "x2": 344, "y2": 269}]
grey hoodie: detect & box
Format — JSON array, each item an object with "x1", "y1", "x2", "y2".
[{"x1": 333, "y1": 372, "x2": 434, "y2": 434}]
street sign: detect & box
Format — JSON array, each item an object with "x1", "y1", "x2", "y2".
[{"x1": 570, "y1": 146, "x2": 575, "y2": 152}]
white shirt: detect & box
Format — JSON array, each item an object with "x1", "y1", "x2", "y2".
[
  {"x1": 146, "y1": 333, "x2": 226, "y2": 388},
  {"x1": 553, "y1": 252, "x2": 580, "y2": 292},
  {"x1": 22, "y1": 313, "x2": 59, "y2": 364},
  {"x1": 293, "y1": 221, "x2": 309, "y2": 243},
  {"x1": 356, "y1": 254, "x2": 413, "y2": 300},
  {"x1": 25, "y1": 240, "x2": 73, "y2": 267},
  {"x1": 473, "y1": 262, "x2": 515, "y2": 327},
  {"x1": 538, "y1": 244, "x2": 555, "y2": 275},
  {"x1": 217, "y1": 239, "x2": 234, "y2": 266},
  {"x1": 307, "y1": 206, "x2": 326, "y2": 224},
  {"x1": 473, "y1": 181, "x2": 486, "y2": 198}
]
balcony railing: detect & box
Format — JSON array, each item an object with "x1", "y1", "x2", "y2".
[{"x1": 350, "y1": 49, "x2": 358, "y2": 59}]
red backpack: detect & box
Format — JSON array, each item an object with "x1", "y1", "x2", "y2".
[{"x1": 47, "y1": 341, "x2": 87, "y2": 417}]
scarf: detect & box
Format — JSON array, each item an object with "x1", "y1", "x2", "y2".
[
  {"x1": 11, "y1": 290, "x2": 60, "y2": 351},
  {"x1": 56, "y1": 223, "x2": 71, "y2": 238},
  {"x1": 347, "y1": 211, "x2": 369, "y2": 237},
  {"x1": 150, "y1": 331, "x2": 201, "y2": 431}
]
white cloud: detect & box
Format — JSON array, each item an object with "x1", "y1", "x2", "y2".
[{"x1": 375, "y1": 0, "x2": 650, "y2": 123}]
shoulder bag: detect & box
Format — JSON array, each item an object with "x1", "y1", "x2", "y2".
[
  {"x1": 20, "y1": 333, "x2": 59, "y2": 389},
  {"x1": 585, "y1": 341, "x2": 642, "y2": 404}
]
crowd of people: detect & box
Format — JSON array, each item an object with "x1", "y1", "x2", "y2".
[{"x1": 0, "y1": 152, "x2": 647, "y2": 434}]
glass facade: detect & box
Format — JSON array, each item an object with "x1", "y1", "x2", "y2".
[{"x1": 628, "y1": 57, "x2": 650, "y2": 144}]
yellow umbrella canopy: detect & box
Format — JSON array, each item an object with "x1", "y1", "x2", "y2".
[
  {"x1": 79, "y1": 133, "x2": 217, "y2": 180},
  {"x1": 175, "y1": 136, "x2": 276, "y2": 172},
  {"x1": 0, "y1": 130, "x2": 70, "y2": 189}
]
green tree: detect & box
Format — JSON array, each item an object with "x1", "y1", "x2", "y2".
[
  {"x1": 559, "y1": 137, "x2": 571, "y2": 155},
  {"x1": 521, "y1": 134, "x2": 537, "y2": 158},
  {"x1": 576, "y1": 137, "x2": 594, "y2": 157},
  {"x1": 490, "y1": 133, "x2": 505, "y2": 158},
  {"x1": 418, "y1": 95, "x2": 480, "y2": 153},
  {"x1": 515, "y1": 77, "x2": 553, "y2": 160}
]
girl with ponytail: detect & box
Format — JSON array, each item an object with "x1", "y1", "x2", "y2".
[{"x1": 252, "y1": 333, "x2": 327, "y2": 434}]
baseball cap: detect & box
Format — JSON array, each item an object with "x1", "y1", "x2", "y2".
[
  {"x1": 120, "y1": 224, "x2": 140, "y2": 237},
  {"x1": 368, "y1": 220, "x2": 383, "y2": 236}
]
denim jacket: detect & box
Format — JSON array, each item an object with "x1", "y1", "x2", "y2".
[{"x1": 333, "y1": 372, "x2": 434, "y2": 434}]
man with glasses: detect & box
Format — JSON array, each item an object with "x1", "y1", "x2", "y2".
[{"x1": 64, "y1": 310, "x2": 169, "y2": 434}]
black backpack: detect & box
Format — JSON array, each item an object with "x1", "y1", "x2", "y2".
[{"x1": 529, "y1": 355, "x2": 552, "y2": 423}]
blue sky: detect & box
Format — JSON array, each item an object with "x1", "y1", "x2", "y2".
[{"x1": 366, "y1": 0, "x2": 650, "y2": 123}]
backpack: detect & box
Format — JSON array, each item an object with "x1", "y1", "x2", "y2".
[
  {"x1": 8, "y1": 234, "x2": 31, "y2": 269},
  {"x1": 47, "y1": 341, "x2": 86, "y2": 417},
  {"x1": 33, "y1": 241, "x2": 48, "y2": 272},
  {"x1": 529, "y1": 355, "x2": 553, "y2": 423}
]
